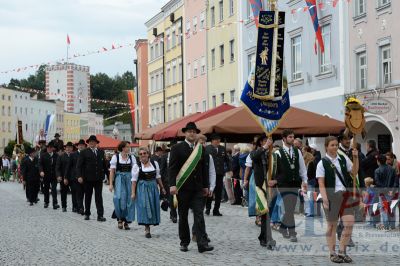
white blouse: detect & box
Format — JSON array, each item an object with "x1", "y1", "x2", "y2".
[
  {"x1": 109, "y1": 154, "x2": 136, "y2": 169},
  {"x1": 131, "y1": 160, "x2": 161, "y2": 182}
]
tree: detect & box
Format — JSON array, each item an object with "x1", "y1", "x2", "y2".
[{"x1": 4, "y1": 140, "x2": 32, "y2": 157}]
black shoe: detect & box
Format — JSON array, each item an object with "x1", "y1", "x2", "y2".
[
  {"x1": 44, "y1": 203, "x2": 49, "y2": 208},
  {"x1": 180, "y1": 245, "x2": 189, "y2": 252},
  {"x1": 72, "y1": 208, "x2": 78, "y2": 213},
  {"x1": 53, "y1": 204, "x2": 60, "y2": 210},
  {"x1": 145, "y1": 232, "x2": 152, "y2": 238},
  {"x1": 36, "y1": 198, "x2": 40, "y2": 202},
  {"x1": 84, "y1": 215, "x2": 90, "y2": 220},
  {"x1": 97, "y1": 216, "x2": 106, "y2": 222},
  {"x1": 290, "y1": 236, "x2": 297, "y2": 242},
  {"x1": 171, "y1": 216, "x2": 177, "y2": 223},
  {"x1": 29, "y1": 202, "x2": 34, "y2": 206},
  {"x1": 205, "y1": 209, "x2": 210, "y2": 216},
  {"x1": 279, "y1": 229, "x2": 290, "y2": 239},
  {"x1": 347, "y1": 238, "x2": 355, "y2": 247},
  {"x1": 198, "y1": 244, "x2": 214, "y2": 253},
  {"x1": 260, "y1": 240, "x2": 267, "y2": 247},
  {"x1": 213, "y1": 212, "x2": 223, "y2": 216},
  {"x1": 266, "y1": 240, "x2": 276, "y2": 250},
  {"x1": 79, "y1": 209, "x2": 85, "y2": 215},
  {"x1": 62, "y1": 208, "x2": 67, "y2": 212}
]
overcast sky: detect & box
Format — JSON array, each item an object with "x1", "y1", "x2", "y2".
[{"x1": 0, "y1": 0, "x2": 169, "y2": 84}]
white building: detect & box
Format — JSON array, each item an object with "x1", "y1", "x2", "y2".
[
  {"x1": 45, "y1": 63, "x2": 91, "y2": 113},
  {"x1": 103, "y1": 122, "x2": 132, "y2": 141},
  {"x1": 79, "y1": 112, "x2": 104, "y2": 138}
]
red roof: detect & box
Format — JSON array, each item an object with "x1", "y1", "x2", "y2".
[
  {"x1": 153, "y1": 103, "x2": 236, "y2": 141},
  {"x1": 96, "y1": 135, "x2": 139, "y2": 150}
]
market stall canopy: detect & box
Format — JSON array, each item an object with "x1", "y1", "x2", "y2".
[
  {"x1": 178, "y1": 106, "x2": 345, "y2": 140},
  {"x1": 96, "y1": 135, "x2": 139, "y2": 150},
  {"x1": 152, "y1": 103, "x2": 235, "y2": 141}
]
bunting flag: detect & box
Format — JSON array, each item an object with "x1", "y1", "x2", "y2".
[
  {"x1": 248, "y1": 0, "x2": 264, "y2": 26},
  {"x1": 67, "y1": 34, "x2": 71, "y2": 45},
  {"x1": 241, "y1": 11, "x2": 290, "y2": 136},
  {"x1": 126, "y1": 90, "x2": 136, "y2": 136},
  {"x1": 305, "y1": 0, "x2": 324, "y2": 54},
  {"x1": 44, "y1": 114, "x2": 55, "y2": 138}
]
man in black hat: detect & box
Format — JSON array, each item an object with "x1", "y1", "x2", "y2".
[
  {"x1": 160, "y1": 145, "x2": 177, "y2": 223},
  {"x1": 21, "y1": 147, "x2": 40, "y2": 206},
  {"x1": 37, "y1": 139, "x2": 47, "y2": 194},
  {"x1": 76, "y1": 135, "x2": 107, "y2": 221},
  {"x1": 205, "y1": 133, "x2": 232, "y2": 216},
  {"x1": 151, "y1": 146, "x2": 163, "y2": 165},
  {"x1": 169, "y1": 122, "x2": 213, "y2": 253},
  {"x1": 56, "y1": 142, "x2": 77, "y2": 212},
  {"x1": 72, "y1": 139, "x2": 87, "y2": 215},
  {"x1": 52, "y1": 133, "x2": 64, "y2": 153},
  {"x1": 39, "y1": 141, "x2": 60, "y2": 209}
]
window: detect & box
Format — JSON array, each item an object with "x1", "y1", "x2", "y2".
[
  {"x1": 211, "y1": 49, "x2": 216, "y2": 69},
  {"x1": 150, "y1": 46, "x2": 154, "y2": 60},
  {"x1": 166, "y1": 29, "x2": 170, "y2": 50},
  {"x1": 380, "y1": 45, "x2": 392, "y2": 85},
  {"x1": 319, "y1": 24, "x2": 331, "y2": 74},
  {"x1": 172, "y1": 29, "x2": 176, "y2": 47},
  {"x1": 202, "y1": 100, "x2": 207, "y2": 111},
  {"x1": 186, "y1": 21, "x2": 191, "y2": 33},
  {"x1": 155, "y1": 74, "x2": 159, "y2": 91},
  {"x1": 195, "y1": 102, "x2": 199, "y2": 112},
  {"x1": 1, "y1": 95, "x2": 4, "y2": 100},
  {"x1": 8, "y1": 106, "x2": 10, "y2": 116},
  {"x1": 188, "y1": 104, "x2": 192, "y2": 114},
  {"x1": 291, "y1": 35, "x2": 302, "y2": 80},
  {"x1": 193, "y1": 60, "x2": 198, "y2": 77},
  {"x1": 211, "y1": 7, "x2": 215, "y2": 27},
  {"x1": 178, "y1": 25, "x2": 182, "y2": 45},
  {"x1": 151, "y1": 76, "x2": 155, "y2": 92},
  {"x1": 172, "y1": 64, "x2": 177, "y2": 84},
  {"x1": 248, "y1": 53, "x2": 256, "y2": 75},
  {"x1": 1, "y1": 106, "x2": 4, "y2": 116},
  {"x1": 166, "y1": 67, "x2": 171, "y2": 86},
  {"x1": 15, "y1": 107, "x2": 17, "y2": 114},
  {"x1": 8, "y1": 96, "x2": 10, "y2": 101},
  {"x1": 220, "y1": 44, "x2": 225, "y2": 66},
  {"x1": 378, "y1": 0, "x2": 390, "y2": 8},
  {"x1": 187, "y1": 63, "x2": 191, "y2": 79},
  {"x1": 173, "y1": 102, "x2": 177, "y2": 119},
  {"x1": 220, "y1": 93, "x2": 225, "y2": 104},
  {"x1": 200, "y1": 12, "x2": 205, "y2": 29},
  {"x1": 193, "y1": 17, "x2": 198, "y2": 32},
  {"x1": 1, "y1": 122, "x2": 4, "y2": 132},
  {"x1": 201, "y1": 56, "x2": 206, "y2": 74},
  {"x1": 229, "y1": 39, "x2": 235, "y2": 62},
  {"x1": 155, "y1": 43, "x2": 159, "y2": 58},
  {"x1": 219, "y1": 1, "x2": 224, "y2": 22},
  {"x1": 230, "y1": 90, "x2": 235, "y2": 104},
  {"x1": 178, "y1": 59, "x2": 183, "y2": 82},
  {"x1": 212, "y1": 96, "x2": 216, "y2": 108},
  {"x1": 355, "y1": 0, "x2": 366, "y2": 16},
  {"x1": 8, "y1": 122, "x2": 11, "y2": 132},
  {"x1": 357, "y1": 51, "x2": 367, "y2": 89},
  {"x1": 229, "y1": 0, "x2": 234, "y2": 16}
]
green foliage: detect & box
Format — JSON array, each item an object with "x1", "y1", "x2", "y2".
[
  {"x1": 4, "y1": 140, "x2": 32, "y2": 157},
  {"x1": 7, "y1": 65, "x2": 46, "y2": 99}
]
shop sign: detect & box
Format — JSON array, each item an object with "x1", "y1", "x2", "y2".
[{"x1": 364, "y1": 98, "x2": 392, "y2": 114}]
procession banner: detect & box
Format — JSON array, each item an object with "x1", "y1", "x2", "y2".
[
  {"x1": 241, "y1": 11, "x2": 290, "y2": 136},
  {"x1": 44, "y1": 114, "x2": 55, "y2": 138},
  {"x1": 127, "y1": 90, "x2": 136, "y2": 139},
  {"x1": 17, "y1": 120, "x2": 23, "y2": 145}
]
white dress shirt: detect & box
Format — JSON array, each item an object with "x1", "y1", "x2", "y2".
[
  {"x1": 131, "y1": 160, "x2": 161, "y2": 182},
  {"x1": 245, "y1": 154, "x2": 252, "y2": 168},
  {"x1": 316, "y1": 153, "x2": 353, "y2": 193},
  {"x1": 209, "y1": 155, "x2": 216, "y2": 192},
  {"x1": 274, "y1": 143, "x2": 308, "y2": 183}
]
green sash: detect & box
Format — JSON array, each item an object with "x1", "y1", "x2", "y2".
[
  {"x1": 176, "y1": 143, "x2": 203, "y2": 191},
  {"x1": 255, "y1": 152, "x2": 277, "y2": 215}
]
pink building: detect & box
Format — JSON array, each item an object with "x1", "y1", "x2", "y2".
[{"x1": 184, "y1": 0, "x2": 208, "y2": 114}]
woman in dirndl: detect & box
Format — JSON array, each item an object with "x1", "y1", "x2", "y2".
[
  {"x1": 131, "y1": 147, "x2": 166, "y2": 238},
  {"x1": 109, "y1": 141, "x2": 136, "y2": 230}
]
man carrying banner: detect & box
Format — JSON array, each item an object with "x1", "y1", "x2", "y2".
[
  {"x1": 272, "y1": 129, "x2": 308, "y2": 242},
  {"x1": 168, "y1": 122, "x2": 213, "y2": 253}
]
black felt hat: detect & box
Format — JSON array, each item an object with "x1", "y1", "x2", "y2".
[
  {"x1": 86, "y1": 135, "x2": 99, "y2": 144},
  {"x1": 54, "y1": 133, "x2": 61, "y2": 138},
  {"x1": 65, "y1": 142, "x2": 74, "y2": 147},
  {"x1": 210, "y1": 133, "x2": 221, "y2": 140},
  {"x1": 181, "y1": 122, "x2": 200, "y2": 134}
]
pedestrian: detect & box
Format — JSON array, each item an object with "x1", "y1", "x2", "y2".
[
  {"x1": 374, "y1": 154, "x2": 396, "y2": 230},
  {"x1": 239, "y1": 146, "x2": 250, "y2": 207},
  {"x1": 109, "y1": 141, "x2": 136, "y2": 230},
  {"x1": 72, "y1": 139, "x2": 86, "y2": 215},
  {"x1": 273, "y1": 129, "x2": 308, "y2": 242},
  {"x1": 76, "y1": 135, "x2": 107, "y2": 222},
  {"x1": 363, "y1": 177, "x2": 378, "y2": 228},
  {"x1": 192, "y1": 134, "x2": 215, "y2": 243},
  {"x1": 2, "y1": 155, "x2": 10, "y2": 181},
  {"x1": 303, "y1": 148, "x2": 316, "y2": 217},
  {"x1": 10, "y1": 155, "x2": 17, "y2": 182},
  {"x1": 361, "y1": 140, "x2": 379, "y2": 180},
  {"x1": 294, "y1": 138, "x2": 303, "y2": 150},
  {"x1": 104, "y1": 153, "x2": 112, "y2": 184},
  {"x1": 35, "y1": 129, "x2": 47, "y2": 147},
  {"x1": 223, "y1": 148, "x2": 235, "y2": 204},
  {"x1": 56, "y1": 142, "x2": 77, "y2": 212},
  {"x1": 159, "y1": 144, "x2": 177, "y2": 223},
  {"x1": 205, "y1": 133, "x2": 232, "y2": 216},
  {"x1": 232, "y1": 145, "x2": 242, "y2": 205},
  {"x1": 168, "y1": 122, "x2": 213, "y2": 253},
  {"x1": 39, "y1": 141, "x2": 60, "y2": 209},
  {"x1": 131, "y1": 147, "x2": 166, "y2": 238},
  {"x1": 151, "y1": 146, "x2": 163, "y2": 165},
  {"x1": 21, "y1": 147, "x2": 40, "y2": 206},
  {"x1": 51, "y1": 133, "x2": 64, "y2": 153},
  {"x1": 250, "y1": 134, "x2": 276, "y2": 249},
  {"x1": 317, "y1": 136, "x2": 359, "y2": 263}
]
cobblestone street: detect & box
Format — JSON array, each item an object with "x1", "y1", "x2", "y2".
[{"x1": 0, "y1": 182, "x2": 399, "y2": 265}]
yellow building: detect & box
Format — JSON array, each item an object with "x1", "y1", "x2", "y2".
[
  {"x1": 63, "y1": 112, "x2": 81, "y2": 142},
  {"x1": 146, "y1": 11, "x2": 165, "y2": 127},
  {"x1": 0, "y1": 88, "x2": 14, "y2": 151},
  {"x1": 207, "y1": 0, "x2": 240, "y2": 108}
]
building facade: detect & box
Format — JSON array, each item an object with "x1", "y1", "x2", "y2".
[
  {"x1": 184, "y1": 0, "x2": 208, "y2": 114},
  {"x1": 45, "y1": 63, "x2": 91, "y2": 113},
  {"x1": 207, "y1": 0, "x2": 241, "y2": 108},
  {"x1": 103, "y1": 122, "x2": 132, "y2": 141},
  {"x1": 134, "y1": 39, "x2": 150, "y2": 134},
  {"x1": 64, "y1": 112, "x2": 81, "y2": 142},
  {"x1": 348, "y1": 0, "x2": 399, "y2": 155},
  {"x1": 0, "y1": 88, "x2": 14, "y2": 151}
]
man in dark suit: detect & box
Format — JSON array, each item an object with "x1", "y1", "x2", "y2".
[
  {"x1": 39, "y1": 141, "x2": 60, "y2": 209},
  {"x1": 160, "y1": 146, "x2": 177, "y2": 223},
  {"x1": 205, "y1": 133, "x2": 232, "y2": 216},
  {"x1": 72, "y1": 139, "x2": 87, "y2": 215},
  {"x1": 21, "y1": 147, "x2": 40, "y2": 206},
  {"x1": 169, "y1": 122, "x2": 213, "y2": 253},
  {"x1": 52, "y1": 133, "x2": 64, "y2": 153},
  {"x1": 56, "y1": 142, "x2": 77, "y2": 212},
  {"x1": 76, "y1": 135, "x2": 107, "y2": 222}
]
